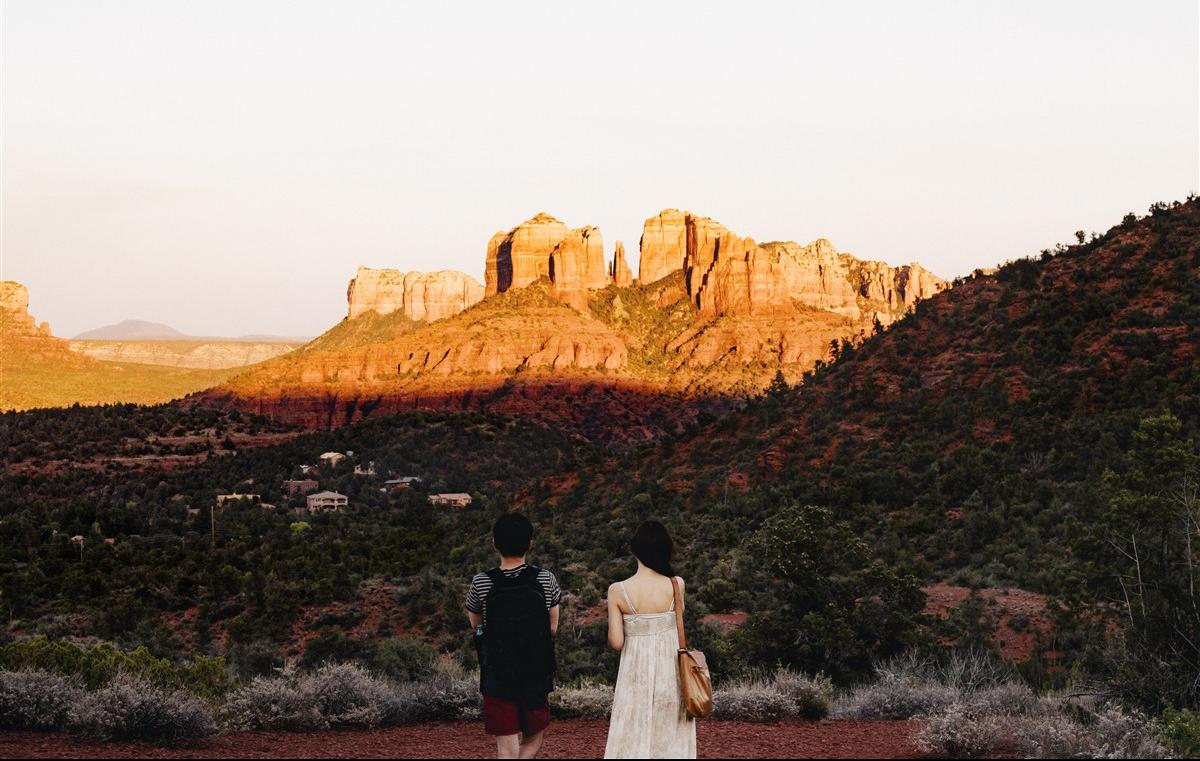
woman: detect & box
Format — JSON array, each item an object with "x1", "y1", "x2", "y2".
[{"x1": 604, "y1": 521, "x2": 696, "y2": 759}]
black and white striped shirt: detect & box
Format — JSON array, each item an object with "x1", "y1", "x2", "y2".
[{"x1": 465, "y1": 564, "x2": 561, "y2": 621}]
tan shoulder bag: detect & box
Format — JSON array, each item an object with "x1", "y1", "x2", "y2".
[{"x1": 672, "y1": 577, "x2": 713, "y2": 718}]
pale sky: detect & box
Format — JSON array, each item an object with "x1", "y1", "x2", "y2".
[{"x1": 2, "y1": 0, "x2": 1197, "y2": 338}]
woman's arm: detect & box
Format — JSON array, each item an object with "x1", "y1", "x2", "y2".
[{"x1": 606, "y1": 583, "x2": 625, "y2": 651}]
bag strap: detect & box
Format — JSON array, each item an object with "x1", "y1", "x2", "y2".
[{"x1": 671, "y1": 577, "x2": 688, "y2": 651}]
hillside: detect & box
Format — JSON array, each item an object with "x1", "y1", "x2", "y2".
[{"x1": 552, "y1": 198, "x2": 1200, "y2": 593}]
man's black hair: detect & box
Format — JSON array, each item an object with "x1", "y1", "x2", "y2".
[{"x1": 493, "y1": 513, "x2": 534, "y2": 557}]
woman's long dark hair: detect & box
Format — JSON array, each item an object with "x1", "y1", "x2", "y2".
[{"x1": 631, "y1": 520, "x2": 675, "y2": 578}]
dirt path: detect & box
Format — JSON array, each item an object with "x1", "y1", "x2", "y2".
[{"x1": 0, "y1": 719, "x2": 923, "y2": 759}]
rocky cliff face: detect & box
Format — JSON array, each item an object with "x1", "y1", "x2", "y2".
[
  {"x1": 486, "y1": 214, "x2": 607, "y2": 311},
  {"x1": 1, "y1": 281, "x2": 52, "y2": 337},
  {"x1": 639, "y1": 209, "x2": 688, "y2": 284},
  {"x1": 549, "y1": 226, "x2": 607, "y2": 311},
  {"x1": 635, "y1": 210, "x2": 948, "y2": 325},
  {"x1": 610, "y1": 241, "x2": 634, "y2": 287},
  {"x1": 346, "y1": 268, "x2": 484, "y2": 321}
]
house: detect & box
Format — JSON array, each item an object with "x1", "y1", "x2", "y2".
[
  {"x1": 382, "y1": 476, "x2": 421, "y2": 491},
  {"x1": 319, "y1": 452, "x2": 346, "y2": 467},
  {"x1": 216, "y1": 493, "x2": 261, "y2": 507},
  {"x1": 354, "y1": 461, "x2": 377, "y2": 476},
  {"x1": 282, "y1": 479, "x2": 319, "y2": 496},
  {"x1": 428, "y1": 493, "x2": 472, "y2": 508},
  {"x1": 307, "y1": 491, "x2": 348, "y2": 512}
]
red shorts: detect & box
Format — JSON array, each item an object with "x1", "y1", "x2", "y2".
[{"x1": 482, "y1": 695, "x2": 550, "y2": 737}]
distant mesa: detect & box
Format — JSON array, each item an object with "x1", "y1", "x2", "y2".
[
  {"x1": 75, "y1": 319, "x2": 189, "y2": 340},
  {"x1": 74, "y1": 318, "x2": 309, "y2": 343}
]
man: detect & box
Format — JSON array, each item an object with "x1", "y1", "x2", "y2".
[{"x1": 466, "y1": 513, "x2": 561, "y2": 759}]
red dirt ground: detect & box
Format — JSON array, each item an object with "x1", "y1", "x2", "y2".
[{"x1": 0, "y1": 719, "x2": 923, "y2": 759}]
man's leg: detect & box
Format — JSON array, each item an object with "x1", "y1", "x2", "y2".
[
  {"x1": 519, "y1": 730, "x2": 544, "y2": 759},
  {"x1": 496, "y1": 733, "x2": 521, "y2": 759}
]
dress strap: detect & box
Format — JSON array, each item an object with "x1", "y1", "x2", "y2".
[{"x1": 619, "y1": 581, "x2": 639, "y2": 614}]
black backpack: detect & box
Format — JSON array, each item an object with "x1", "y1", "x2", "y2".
[{"x1": 477, "y1": 566, "x2": 556, "y2": 700}]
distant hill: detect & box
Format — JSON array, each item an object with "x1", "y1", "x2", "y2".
[
  {"x1": 75, "y1": 319, "x2": 188, "y2": 340},
  {"x1": 74, "y1": 319, "x2": 308, "y2": 343}
]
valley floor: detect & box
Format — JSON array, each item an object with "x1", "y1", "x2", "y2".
[{"x1": 0, "y1": 719, "x2": 924, "y2": 759}]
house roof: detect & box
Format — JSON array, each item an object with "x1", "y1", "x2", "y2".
[
  {"x1": 431, "y1": 493, "x2": 471, "y2": 499},
  {"x1": 308, "y1": 491, "x2": 346, "y2": 499}
]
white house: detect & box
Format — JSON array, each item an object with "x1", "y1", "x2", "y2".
[{"x1": 307, "y1": 491, "x2": 348, "y2": 512}]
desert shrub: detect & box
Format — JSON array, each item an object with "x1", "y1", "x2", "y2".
[
  {"x1": 305, "y1": 662, "x2": 399, "y2": 728},
  {"x1": 832, "y1": 650, "x2": 1023, "y2": 720},
  {"x1": 0, "y1": 670, "x2": 83, "y2": 730},
  {"x1": 1162, "y1": 707, "x2": 1200, "y2": 758},
  {"x1": 832, "y1": 671, "x2": 956, "y2": 720},
  {"x1": 389, "y1": 661, "x2": 479, "y2": 724},
  {"x1": 770, "y1": 670, "x2": 832, "y2": 719},
  {"x1": 713, "y1": 680, "x2": 794, "y2": 722},
  {"x1": 918, "y1": 704, "x2": 1016, "y2": 757},
  {"x1": 66, "y1": 674, "x2": 215, "y2": 743},
  {"x1": 551, "y1": 682, "x2": 613, "y2": 719},
  {"x1": 712, "y1": 671, "x2": 831, "y2": 722},
  {"x1": 919, "y1": 700, "x2": 1168, "y2": 759},
  {"x1": 369, "y1": 637, "x2": 438, "y2": 682},
  {"x1": 224, "y1": 660, "x2": 478, "y2": 731},
  {"x1": 0, "y1": 637, "x2": 230, "y2": 700},
  {"x1": 221, "y1": 668, "x2": 321, "y2": 731}
]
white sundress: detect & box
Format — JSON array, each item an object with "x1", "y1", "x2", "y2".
[{"x1": 603, "y1": 581, "x2": 697, "y2": 759}]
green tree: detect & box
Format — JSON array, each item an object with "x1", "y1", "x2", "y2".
[
  {"x1": 738, "y1": 504, "x2": 926, "y2": 681},
  {"x1": 1101, "y1": 414, "x2": 1200, "y2": 708}
]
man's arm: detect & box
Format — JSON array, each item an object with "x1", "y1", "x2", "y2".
[
  {"x1": 465, "y1": 574, "x2": 484, "y2": 629},
  {"x1": 548, "y1": 604, "x2": 560, "y2": 636}
]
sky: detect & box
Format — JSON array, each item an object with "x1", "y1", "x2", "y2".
[{"x1": 1, "y1": 1, "x2": 1197, "y2": 338}]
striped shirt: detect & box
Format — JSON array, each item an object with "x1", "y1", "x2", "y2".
[{"x1": 465, "y1": 564, "x2": 562, "y2": 621}]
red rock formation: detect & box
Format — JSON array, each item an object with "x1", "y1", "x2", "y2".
[
  {"x1": 548, "y1": 226, "x2": 606, "y2": 310},
  {"x1": 485, "y1": 213, "x2": 569, "y2": 296},
  {"x1": 485, "y1": 213, "x2": 609, "y2": 311},
  {"x1": 632, "y1": 212, "x2": 947, "y2": 324},
  {"x1": 610, "y1": 242, "x2": 634, "y2": 287},
  {"x1": 346, "y1": 268, "x2": 484, "y2": 322},
  {"x1": 638, "y1": 209, "x2": 687, "y2": 284},
  {"x1": 1, "y1": 281, "x2": 52, "y2": 337}
]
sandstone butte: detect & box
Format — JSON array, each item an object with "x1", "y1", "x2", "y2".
[
  {"x1": 346, "y1": 267, "x2": 485, "y2": 322},
  {"x1": 209, "y1": 209, "x2": 949, "y2": 436},
  {"x1": 0, "y1": 280, "x2": 53, "y2": 339}
]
